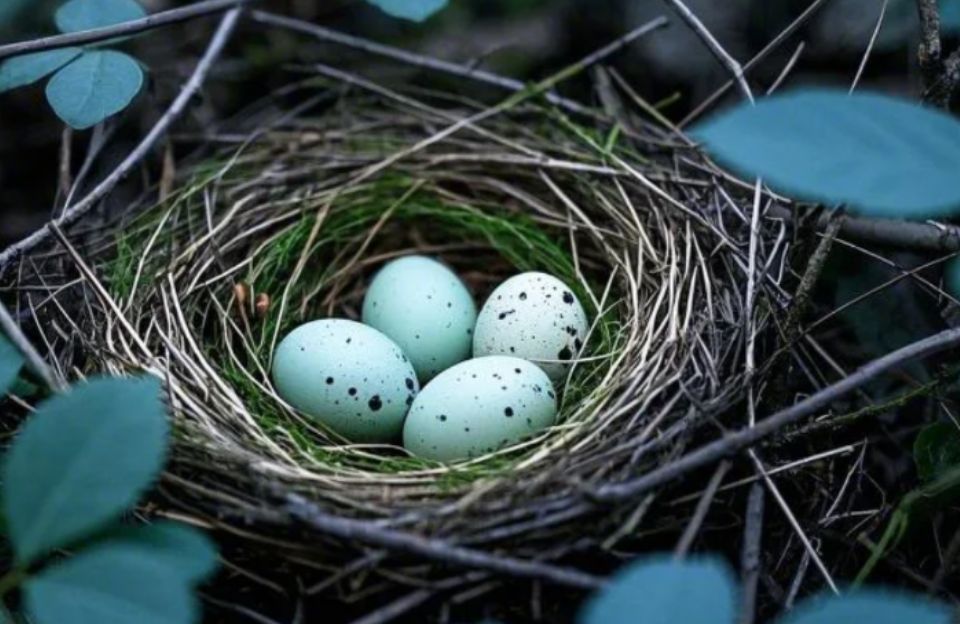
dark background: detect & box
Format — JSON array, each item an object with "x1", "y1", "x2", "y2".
[{"x1": 0, "y1": 0, "x2": 937, "y2": 248}]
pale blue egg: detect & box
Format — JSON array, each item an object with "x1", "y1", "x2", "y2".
[
  {"x1": 362, "y1": 255, "x2": 477, "y2": 382},
  {"x1": 473, "y1": 272, "x2": 588, "y2": 382},
  {"x1": 272, "y1": 319, "x2": 419, "y2": 442},
  {"x1": 403, "y1": 356, "x2": 557, "y2": 461}
]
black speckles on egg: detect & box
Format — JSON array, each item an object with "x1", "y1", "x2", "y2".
[
  {"x1": 405, "y1": 378, "x2": 415, "y2": 390},
  {"x1": 557, "y1": 346, "x2": 572, "y2": 361},
  {"x1": 348, "y1": 387, "x2": 357, "y2": 396},
  {"x1": 498, "y1": 310, "x2": 515, "y2": 321},
  {"x1": 562, "y1": 291, "x2": 575, "y2": 304},
  {"x1": 504, "y1": 407, "x2": 514, "y2": 417},
  {"x1": 368, "y1": 395, "x2": 383, "y2": 411},
  {"x1": 326, "y1": 376, "x2": 334, "y2": 385},
  {"x1": 438, "y1": 414, "x2": 447, "y2": 422},
  {"x1": 519, "y1": 291, "x2": 527, "y2": 300}
]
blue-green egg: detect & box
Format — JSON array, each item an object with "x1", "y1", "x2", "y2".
[
  {"x1": 272, "y1": 319, "x2": 418, "y2": 442},
  {"x1": 473, "y1": 272, "x2": 588, "y2": 382},
  {"x1": 362, "y1": 255, "x2": 477, "y2": 382},
  {"x1": 403, "y1": 356, "x2": 557, "y2": 461}
]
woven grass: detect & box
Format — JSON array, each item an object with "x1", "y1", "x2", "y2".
[{"x1": 6, "y1": 87, "x2": 792, "y2": 611}]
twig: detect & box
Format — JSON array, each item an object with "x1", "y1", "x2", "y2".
[
  {"x1": 661, "y1": 0, "x2": 753, "y2": 103},
  {"x1": 0, "y1": 8, "x2": 242, "y2": 276},
  {"x1": 284, "y1": 494, "x2": 603, "y2": 590},
  {"x1": 0, "y1": 0, "x2": 250, "y2": 60},
  {"x1": 596, "y1": 325, "x2": 960, "y2": 502},
  {"x1": 680, "y1": 0, "x2": 830, "y2": 127},
  {"x1": 0, "y1": 303, "x2": 64, "y2": 391},
  {"x1": 251, "y1": 10, "x2": 666, "y2": 120},
  {"x1": 739, "y1": 482, "x2": 764, "y2": 624},
  {"x1": 674, "y1": 460, "x2": 731, "y2": 558},
  {"x1": 850, "y1": 0, "x2": 888, "y2": 93}
]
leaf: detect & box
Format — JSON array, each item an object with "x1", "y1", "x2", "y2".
[
  {"x1": 106, "y1": 522, "x2": 219, "y2": 584},
  {"x1": 778, "y1": 589, "x2": 952, "y2": 624},
  {"x1": 693, "y1": 89, "x2": 960, "y2": 218},
  {"x1": 2, "y1": 375, "x2": 168, "y2": 565},
  {"x1": 366, "y1": 0, "x2": 448, "y2": 21},
  {"x1": 45, "y1": 50, "x2": 143, "y2": 129},
  {"x1": 0, "y1": 334, "x2": 24, "y2": 396},
  {"x1": 0, "y1": 48, "x2": 83, "y2": 93},
  {"x1": 23, "y1": 542, "x2": 198, "y2": 624},
  {"x1": 914, "y1": 422, "x2": 960, "y2": 482},
  {"x1": 578, "y1": 555, "x2": 737, "y2": 624},
  {"x1": 55, "y1": 0, "x2": 146, "y2": 32}
]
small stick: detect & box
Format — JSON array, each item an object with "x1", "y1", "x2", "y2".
[
  {"x1": 0, "y1": 8, "x2": 243, "y2": 276},
  {"x1": 0, "y1": 303, "x2": 65, "y2": 391},
  {"x1": 674, "y1": 460, "x2": 731, "y2": 558},
  {"x1": 739, "y1": 482, "x2": 765, "y2": 624},
  {"x1": 0, "y1": 0, "x2": 250, "y2": 60}
]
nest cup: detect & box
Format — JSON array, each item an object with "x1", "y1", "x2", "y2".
[{"x1": 8, "y1": 91, "x2": 781, "y2": 606}]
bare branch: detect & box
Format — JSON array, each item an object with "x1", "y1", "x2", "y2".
[
  {"x1": 916, "y1": 0, "x2": 960, "y2": 106},
  {"x1": 596, "y1": 325, "x2": 960, "y2": 502},
  {"x1": 0, "y1": 0, "x2": 250, "y2": 61},
  {"x1": 0, "y1": 8, "x2": 243, "y2": 276}
]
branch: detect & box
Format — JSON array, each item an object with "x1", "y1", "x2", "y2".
[
  {"x1": 596, "y1": 325, "x2": 960, "y2": 502},
  {"x1": 916, "y1": 0, "x2": 960, "y2": 107},
  {"x1": 767, "y1": 204, "x2": 960, "y2": 252},
  {"x1": 661, "y1": 0, "x2": 753, "y2": 102},
  {"x1": 251, "y1": 10, "x2": 666, "y2": 119},
  {"x1": 284, "y1": 494, "x2": 603, "y2": 589},
  {"x1": 0, "y1": 0, "x2": 250, "y2": 61},
  {"x1": 0, "y1": 8, "x2": 243, "y2": 276}
]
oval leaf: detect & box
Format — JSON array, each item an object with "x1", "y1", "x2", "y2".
[
  {"x1": 55, "y1": 0, "x2": 146, "y2": 32},
  {"x1": 2, "y1": 375, "x2": 168, "y2": 564},
  {"x1": 106, "y1": 522, "x2": 219, "y2": 584},
  {"x1": 0, "y1": 48, "x2": 83, "y2": 93},
  {"x1": 779, "y1": 589, "x2": 952, "y2": 624},
  {"x1": 0, "y1": 334, "x2": 24, "y2": 395},
  {"x1": 693, "y1": 89, "x2": 960, "y2": 218},
  {"x1": 366, "y1": 0, "x2": 448, "y2": 21},
  {"x1": 579, "y1": 555, "x2": 737, "y2": 624},
  {"x1": 45, "y1": 50, "x2": 143, "y2": 129},
  {"x1": 23, "y1": 542, "x2": 198, "y2": 624}
]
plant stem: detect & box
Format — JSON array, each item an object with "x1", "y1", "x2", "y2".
[{"x1": 0, "y1": 0, "x2": 251, "y2": 61}]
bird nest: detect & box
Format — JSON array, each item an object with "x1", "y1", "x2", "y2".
[{"x1": 7, "y1": 89, "x2": 792, "y2": 614}]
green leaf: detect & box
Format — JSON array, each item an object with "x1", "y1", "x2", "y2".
[
  {"x1": 2, "y1": 375, "x2": 168, "y2": 565},
  {"x1": 778, "y1": 589, "x2": 951, "y2": 624},
  {"x1": 366, "y1": 0, "x2": 448, "y2": 21},
  {"x1": 579, "y1": 555, "x2": 736, "y2": 624},
  {"x1": 55, "y1": 0, "x2": 146, "y2": 33},
  {"x1": 914, "y1": 422, "x2": 960, "y2": 482},
  {"x1": 106, "y1": 522, "x2": 219, "y2": 584},
  {"x1": 0, "y1": 48, "x2": 83, "y2": 93},
  {"x1": 23, "y1": 542, "x2": 198, "y2": 624},
  {"x1": 693, "y1": 89, "x2": 960, "y2": 218},
  {"x1": 0, "y1": 334, "x2": 24, "y2": 396},
  {"x1": 45, "y1": 50, "x2": 143, "y2": 129}
]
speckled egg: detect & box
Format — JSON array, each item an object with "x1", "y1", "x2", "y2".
[
  {"x1": 272, "y1": 319, "x2": 419, "y2": 443},
  {"x1": 362, "y1": 255, "x2": 477, "y2": 382},
  {"x1": 472, "y1": 272, "x2": 588, "y2": 382},
  {"x1": 403, "y1": 356, "x2": 557, "y2": 461}
]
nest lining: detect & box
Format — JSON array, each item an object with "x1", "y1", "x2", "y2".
[{"x1": 9, "y1": 91, "x2": 786, "y2": 571}]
